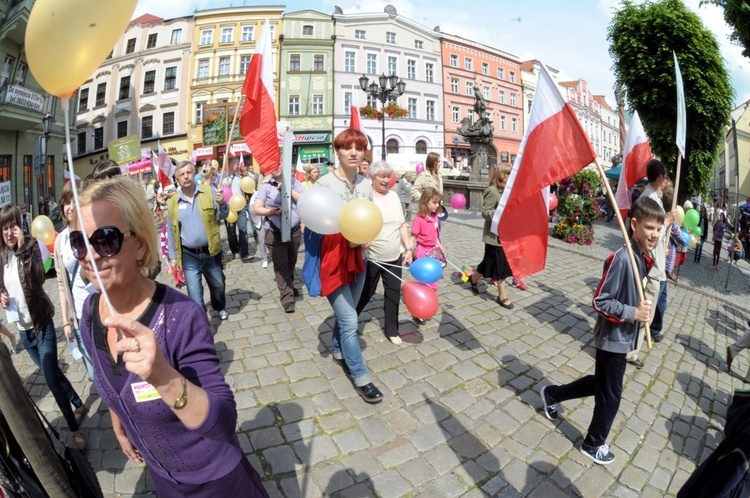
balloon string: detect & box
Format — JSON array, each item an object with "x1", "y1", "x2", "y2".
[
  {"x1": 375, "y1": 260, "x2": 409, "y2": 270},
  {"x1": 443, "y1": 257, "x2": 463, "y2": 273},
  {"x1": 370, "y1": 260, "x2": 405, "y2": 283},
  {"x1": 61, "y1": 98, "x2": 122, "y2": 340}
]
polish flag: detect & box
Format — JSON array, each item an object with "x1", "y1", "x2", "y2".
[
  {"x1": 492, "y1": 64, "x2": 596, "y2": 280},
  {"x1": 239, "y1": 19, "x2": 279, "y2": 176},
  {"x1": 156, "y1": 141, "x2": 174, "y2": 190},
  {"x1": 349, "y1": 93, "x2": 370, "y2": 150},
  {"x1": 63, "y1": 169, "x2": 80, "y2": 183},
  {"x1": 295, "y1": 153, "x2": 306, "y2": 182},
  {"x1": 614, "y1": 112, "x2": 652, "y2": 219}
]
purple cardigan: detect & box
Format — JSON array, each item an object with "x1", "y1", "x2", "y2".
[{"x1": 81, "y1": 285, "x2": 241, "y2": 486}]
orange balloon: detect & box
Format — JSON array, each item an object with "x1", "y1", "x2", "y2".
[
  {"x1": 46, "y1": 243, "x2": 55, "y2": 254},
  {"x1": 403, "y1": 281, "x2": 439, "y2": 320}
]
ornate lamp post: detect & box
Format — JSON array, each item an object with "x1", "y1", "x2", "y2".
[{"x1": 358, "y1": 73, "x2": 406, "y2": 160}]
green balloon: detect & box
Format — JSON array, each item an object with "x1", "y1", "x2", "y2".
[
  {"x1": 692, "y1": 226, "x2": 702, "y2": 238},
  {"x1": 683, "y1": 208, "x2": 700, "y2": 229}
]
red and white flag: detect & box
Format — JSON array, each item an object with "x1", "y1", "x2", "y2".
[
  {"x1": 615, "y1": 111, "x2": 652, "y2": 219},
  {"x1": 239, "y1": 19, "x2": 279, "y2": 176},
  {"x1": 294, "y1": 153, "x2": 305, "y2": 182},
  {"x1": 349, "y1": 93, "x2": 370, "y2": 150},
  {"x1": 156, "y1": 141, "x2": 174, "y2": 190},
  {"x1": 491, "y1": 64, "x2": 596, "y2": 280},
  {"x1": 63, "y1": 169, "x2": 80, "y2": 183}
]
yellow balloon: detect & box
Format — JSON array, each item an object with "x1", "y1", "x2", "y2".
[
  {"x1": 675, "y1": 206, "x2": 685, "y2": 226},
  {"x1": 339, "y1": 199, "x2": 383, "y2": 245},
  {"x1": 240, "y1": 176, "x2": 256, "y2": 194},
  {"x1": 31, "y1": 215, "x2": 54, "y2": 239},
  {"x1": 689, "y1": 234, "x2": 697, "y2": 248},
  {"x1": 226, "y1": 211, "x2": 238, "y2": 224},
  {"x1": 25, "y1": 0, "x2": 139, "y2": 98},
  {"x1": 211, "y1": 159, "x2": 220, "y2": 170},
  {"x1": 229, "y1": 194, "x2": 246, "y2": 212},
  {"x1": 39, "y1": 229, "x2": 55, "y2": 246}
]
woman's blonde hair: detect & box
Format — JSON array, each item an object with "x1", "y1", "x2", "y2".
[
  {"x1": 304, "y1": 163, "x2": 320, "y2": 182},
  {"x1": 416, "y1": 187, "x2": 443, "y2": 217},
  {"x1": 77, "y1": 176, "x2": 159, "y2": 274},
  {"x1": 489, "y1": 162, "x2": 512, "y2": 191}
]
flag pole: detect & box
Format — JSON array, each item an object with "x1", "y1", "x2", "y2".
[
  {"x1": 671, "y1": 153, "x2": 683, "y2": 211},
  {"x1": 218, "y1": 95, "x2": 246, "y2": 188},
  {"x1": 593, "y1": 157, "x2": 652, "y2": 350}
]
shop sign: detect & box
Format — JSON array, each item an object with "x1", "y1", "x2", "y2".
[
  {"x1": 294, "y1": 133, "x2": 329, "y2": 143},
  {"x1": 4, "y1": 85, "x2": 44, "y2": 113},
  {"x1": 108, "y1": 134, "x2": 141, "y2": 164}
]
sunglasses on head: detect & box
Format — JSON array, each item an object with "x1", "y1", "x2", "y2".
[{"x1": 69, "y1": 226, "x2": 132, "y2": 260}]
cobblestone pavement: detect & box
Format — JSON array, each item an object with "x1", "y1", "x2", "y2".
[{"x1": 14, "y1": 215, "x2": 749, "y2": 497}]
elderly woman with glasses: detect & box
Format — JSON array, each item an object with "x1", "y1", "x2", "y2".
[
  {"x1": 75, "y1": 176, "x2": 267, "y2": 496},
  {"x1": 0, "y1": 205, "x2": 88, "y2": 450}
]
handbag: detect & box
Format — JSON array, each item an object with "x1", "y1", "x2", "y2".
[
  {"x1": 0, "y1": 415, "x2": 46, "y2": 497},
  {"x1": 426, "y1": 246, "x2": 447, "y2": 268}
]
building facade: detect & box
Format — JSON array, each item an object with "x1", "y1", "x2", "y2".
[
  {"x1": 560, "y1": 79, "x2": 603, "y2": 162},
  {"x1": 72, "y1": 14, "x2": 194, "y2": 178},
  {"x1": 441, "y1": 34, "x2": 523, "y2": 170},
  {"x1": 594, "y1": 95, "x2": 619, "y2": 169},
  {"x1": 332, "y1": 5, "x2": 444, "y2": 162},
  {"x1": 279, "y1": 10, "x2": 334, "y2": 166},
  {"x1": 190, "y1": 6, "x2": 283, "y2": 166},
  {"x1": 716, "y1": 101, "x2": 750, "y2": 206}
]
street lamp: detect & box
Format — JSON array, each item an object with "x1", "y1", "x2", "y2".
[{"x1": 359, "y1": 73, "x2": 406, "y2": 160}]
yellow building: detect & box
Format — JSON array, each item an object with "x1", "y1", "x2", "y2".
[
  {"x1": 717, "y1": 100, "x2": 750, "y2": 209},
  {"x1": 190, "y1": 7, "x2": 283, "y2": 166}
]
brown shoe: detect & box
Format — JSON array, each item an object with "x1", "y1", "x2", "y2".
[
  {"x1": 73, "y1": 431, "x2": 87, "y2": 451},
  {"x1": 74, "y1": 404, "x2": 88, "y2": 425}
]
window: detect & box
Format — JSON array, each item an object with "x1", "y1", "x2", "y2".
[
  {"x1": 241, "y1": 26, "x2": 254, "y2": 42},
  {"x1": 125, "y1": 38, "x2": 136, "y2": 54},
  {"x1": 465, "y1": 58, "x2": 473, "y2": 71},
  {"x1": 117, "y1": 121, "x2": 128, "y2": 139},
  {"x1": 450, "y1": 78, "x2": 458, "y2": 93},
  {"x1": 163, "y1": 112, "x2": 175, "y2": 136},
  {"x1": 497, "y1": 67, "x2": 504, "y2": 80},
  {"x1": 388, "y1": 56, "x2": 397, "y2": 76},
  {"x1": 195, "y1": 102, "x2": 202, "y2": 124},
  {"x1": 366, "y1": 54, "x2": 377, "y2": 75},
  {"x1": 416, "y1": 140, "x2": 427, "y2": 154},
  {"x1": 117, "y1": 77, "x2": 128, "y2": 100},
  {"x1": 270, "y1": 25, "x2": 276, "y2": 40},
  {"x1": 313, "y1": 54, "x2": 324, "y2": 71},
  {"x1": 467, "y1": 108, "x2": 474, "y2": 123},
  {"x1": 14, "y1": 62, "x2": 27, "y2": 85},
  {"x1": 288, "y1": 96, "x2": 300, "y2": 115},
  {"x1": 143, "y1": 70, "x2": 156, "y2": 94},
  {"x1": 240, "y1": 55, "x2": 251, "y2": 74},
  {"x1": 147, "y1": 33, "x2": 157, "y2": 49},
  {"x1": 366, "y1": 94, "x2": 376, "y2": 107},
  {"x1": 96, "y1": 82, "x2": 107, "y2": 105},
  {"x1": 313, "y1": 96, "x2": 323, "y2": 115},
  {"x1": 289, "y1": 54, "x2": 300, "y2": 72},
  {"x1": 141, "y1": 116, "x2": 153, "y2": 139},
  {"x1": 450, "y1": 54, "x2": 458, "y2": 68},
  {"x1": 482, "y1": 62, "x2": 489, "y2": 75},
  {"x1": 465, "y1": 82, "x2": 473, "y2": 96},
  {"x1": 407, "y1": 60, "x2": 416, "y2": 80},
  {"x1": 511, "y1": 117, "x2": 518, "y2": 132},
  {"x1": 527, "y1": 98, "x2": 532, "y2": 113},
  {"x1": 200, "y1": 30, "x2": 212, "y2": 46},
  {"x1": 344, "y1": 91, "x2": 352, "y2": 114},
  {"x1": 510, "y1": 93, "x2": 517, "y2": 107},
  {"x1": 218, "y1": 57, "x2": 230, "y2": 76},
  {"x1": 303, "y1": 25, "x2": 313, "y2": 35},
  {"x1": 94, "y1": 128, "x2": 104, "y2": 150},
  {"x1": 484, "y1": 86, "x2": 490, "y2": 100},
  {"x1": 170, "y1": 29, "x2": 182, "y2": 45},
  {"x1": 76, "y1": 131, "x2": 86, "y2": 155},
  {"x1": 220, "y1": 27, "x2": 233, "y2": 44},
  {"x1": 426, "y1": 100, "x2": 435, "y2": 121},
  {"x1": 386, "y1": 32, "x2": 396, "y2": 44},
  {"x1": 407, "y1": 98, "x2": 417, "y2": 119},
  {"x1": 355, "y1": 30, "x2": 365, "y2": 39},
  {"x1": 415, "y1": 40, "x2": 423, "y2": 49},
  {"x1": 0, "y1": 156, "x2": 10, "y2": 184},
  {"x1": 500, "y1": 115, "x2": 506, "y2": 130},
  {"x1": 78, "y1": 88, "x2": 89, "y2": 112},
  {"x1": 425, "y1": 63, "x2": 434, "y2": 83},
  {"x1": 452, "y1": 106, "x2": 460, "y2": 123},
  {"x1": 197, "y1": 60, "x2": 209, "y2": 79},
  {"x1": 509, "y1": 71, "x2": 516, "y2": 83},
  {"x1": 1, "y1": 55, "x2": 13, "y2": 87},
  {"x1": 499, "y1": 90, "x2": 505, "y2": 104},
  {"x1": 345, "y1": 51, "x2": 355, "y2": 73},
  {"x1": 386, "y1": 139, "x2": 399, "y2": 154},
  {"x1": 164, "y1": 66, "x2": 177, "y2": 91}
]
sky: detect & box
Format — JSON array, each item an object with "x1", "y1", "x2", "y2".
[{"x1": 133, "y1": 0, "x2": 750, "y2": 109}]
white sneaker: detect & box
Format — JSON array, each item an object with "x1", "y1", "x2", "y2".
[
  {"x1": 219, "y1": 310, "x2": 229, "y2": 320},
  {"x1": 262, "y1": 260, "x2": 268, "y2": 269}
]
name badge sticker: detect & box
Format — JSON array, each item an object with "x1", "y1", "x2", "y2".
[
  {"x1": 131, "y1": 381, "x2": 162, "y2": 403},
  {"x1": 179, "y1": 203, "x2": 188, "y2": 210}
]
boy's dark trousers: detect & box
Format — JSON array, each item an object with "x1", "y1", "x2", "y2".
[
  {"x1": 547, "y1": 348, "x2": 627, "y2": 447},
  {"x1": 694, "y1": 238, "x2": 705, "y2": 262}
]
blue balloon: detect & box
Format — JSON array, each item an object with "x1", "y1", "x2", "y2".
[
  {"x1": 409, "y1": 257, "x2": 443, "y2": 284},
  {"x1": 681, "y1": 230, "x2": 690, "y2": 247}
]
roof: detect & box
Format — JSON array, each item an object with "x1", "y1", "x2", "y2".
[
  {"x1": 130, "y1": 14, "x2": 163, "y2": 26},
  {"x1": 593, "y1": 95, "x2": 612, "y2": 111},
  {"x1": 559, "y1": 80, "x2": 580, "y2": 88}
]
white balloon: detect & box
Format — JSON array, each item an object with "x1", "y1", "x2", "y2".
[
  {"x1": 297, "y1": 187, "x2": 345, "y2": 234},
  {"x1": 683, "y1": 200, "x2": 694, "y2": 210}
]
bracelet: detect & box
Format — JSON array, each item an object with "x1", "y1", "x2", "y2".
[{"x1": 61, "y1": 322, "x2": 71, "y2": 328}]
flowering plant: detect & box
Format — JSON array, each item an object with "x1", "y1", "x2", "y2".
[
  {"x1": 359, "y1": 103, "x2": 408, "y2": 120},
  {"x1": 552, "y1": 168, "x2": 602, "y2": 245}
]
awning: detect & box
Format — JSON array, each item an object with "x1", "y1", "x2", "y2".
[{"x1": 604, "y1": 165, "x2": 621, "y2": 180}]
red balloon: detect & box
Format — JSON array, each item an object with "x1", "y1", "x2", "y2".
[
  {"x1": 403, "y1": 281, "x2": 439, "y2": 320},
  {"x1": 388, "y1": 172, "x2": 397, "y2": 190},
  {"x1": 548, "y1": 193, "x2": 558, "y2": 211},
  {"x1": 46, "y1": 243, "x2": 55, "y2": 254}
]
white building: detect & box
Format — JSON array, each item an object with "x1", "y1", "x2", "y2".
[
  {"x1": 594, "y1": 95, "x2": 619, "y2": 168},
  {"x1": 332, "y1": 5, "x2": 444, "y2": 161}
]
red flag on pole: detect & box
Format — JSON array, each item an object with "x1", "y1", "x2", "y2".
[
  {"x1": 615, "y1": 111, "x2": 652, "y2": 219},
  {"x1": 491, "y1": 64, "x2": 596, "y2": 280},
  {"x1": 239, "y1": 19, "x2": 279, "y2": 176},
  {"x1": 156, "y1": 141, "x2": 174, "y2": 190}
]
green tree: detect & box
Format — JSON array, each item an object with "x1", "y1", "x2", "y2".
[
  {"x1": 701, "y1": 0, "x2": 750, "y2": 57},
  {"x1": 608, "y1": 0, "x2": 733, "y2": 199}
]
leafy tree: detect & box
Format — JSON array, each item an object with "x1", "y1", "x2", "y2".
[
  {"x1": 608, "y1": 0, "x2": 733, "y2": 200},
  {"x1": 701, "y1": 0, "x2": 750, "y2": 57}
]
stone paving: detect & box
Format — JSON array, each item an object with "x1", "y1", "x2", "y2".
[{"x1": 12, "y1": 215, "x2": 750, "y2": 497}]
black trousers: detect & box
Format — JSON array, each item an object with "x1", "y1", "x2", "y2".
[
  {"x1": 356, "y1": 256, "x2": 403, "y2": 338},
  {"x1": 547, "y1": 348, "x2": 626, "y2": 447}
]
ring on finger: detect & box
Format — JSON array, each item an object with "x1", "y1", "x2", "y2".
[{"x1": 133, "y1": 339, "x2": 140, "y2": 353}]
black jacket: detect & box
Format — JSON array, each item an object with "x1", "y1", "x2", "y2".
[{"x1": 0, "y1": 237, "x2": 54, "y2": 331}]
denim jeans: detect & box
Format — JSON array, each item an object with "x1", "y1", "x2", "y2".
[
  {"x1": 73, "y1": 326, "x2": 95, "y2": 381},
  {"x1": 327, "y1": 271, "x2": 371, "y2": 386},
  {"x1": 182, "y1": 249, "x2": 226, "y2": 312},
  {"x1": 21, "y1": 320, "x2": 82, "y2": 432},
  {"x1": 226, "y1": 209, "x2": 249, "y2": 257}
]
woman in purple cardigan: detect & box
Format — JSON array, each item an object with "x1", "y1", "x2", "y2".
[{"x1": 76, "y1": 176, "x2": 267, "y2": 497}]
